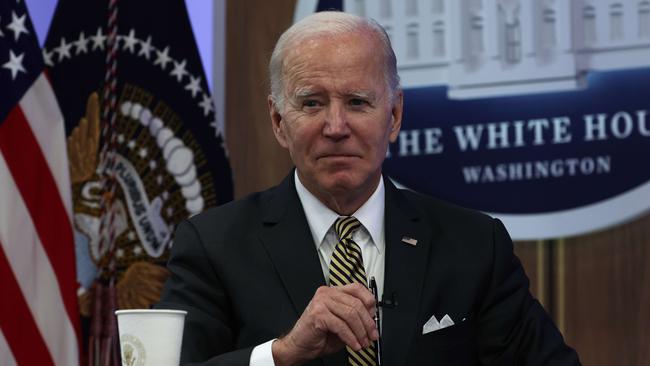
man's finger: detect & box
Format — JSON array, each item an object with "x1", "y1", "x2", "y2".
[
  {"x1": 336, "y1": 283, "x2": 376, "y2": 313},
  {"x1": 324, "y1": 295, "x2": 373, "y2": 347},
  {"x1": 320, "y1": 313, "x2": 364, "y2": 351}
]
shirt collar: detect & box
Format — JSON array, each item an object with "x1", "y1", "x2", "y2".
[{"x1": 294, "y1": 170, "x2": 385, "y2": 253}]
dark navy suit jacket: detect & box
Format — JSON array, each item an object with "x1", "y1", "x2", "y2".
[{"x1": 158, "y1": 173, "x2": 580, "y2": 366}]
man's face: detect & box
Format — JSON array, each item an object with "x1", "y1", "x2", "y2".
[{"x1": 269, "y1": 32, "x2": 403, "y2": 203}]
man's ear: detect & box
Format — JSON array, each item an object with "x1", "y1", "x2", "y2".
[
  {"x1": 388, "y1": 90, "x2": 403, "y2": 143},
  {"x1": 268, "y1": 96, "x2": 289, "y2": 148}
]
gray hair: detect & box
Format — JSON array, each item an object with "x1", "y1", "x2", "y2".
[{"x1": 269, "y1": 11, "x2": 400, "y2": 112}]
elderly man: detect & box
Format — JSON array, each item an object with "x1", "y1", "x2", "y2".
[{"x1": 158, "y1": 11, "x2": 580, "y2": 366}]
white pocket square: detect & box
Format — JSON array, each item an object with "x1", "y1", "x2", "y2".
[{"x1": 422, "y1": 314, "x2": 455, "y2": 334}]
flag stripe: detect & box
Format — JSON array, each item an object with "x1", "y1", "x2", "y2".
[
  {"x1": 0, "y1": 104, "x2": 80, "y2": 336},
  {"x1": 0, "y1": 126, "x2": 80, "y2": 366},
  {"x1": 0, "y1": 243, "x2": 55, "y2": 366},
  {"x1": 0, "y1": 324, "x2": 19, "y2": 366},
  {"x1": 19, "y1": 74, "x2": 73, "y2": 218}
]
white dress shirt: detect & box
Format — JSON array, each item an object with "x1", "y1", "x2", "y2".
[{"x1": 249, "y1": 171, "x2": 386, "y2": 365}]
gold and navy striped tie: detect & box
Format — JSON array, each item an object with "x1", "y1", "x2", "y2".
[{"x1": 328, "y1": 216, "x2": 377, "y2": 366}]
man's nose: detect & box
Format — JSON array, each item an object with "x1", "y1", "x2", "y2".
[{"x1": 322, "y1": 102, "x2": 350, "y2": 140}]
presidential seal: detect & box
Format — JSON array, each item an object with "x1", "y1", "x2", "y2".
[
  {"x1": 69, "y1": 86, "x2": 219, "y2": 314},
  {"x1": 120, "y1": 334, "x2": 146, "y2": 366}
]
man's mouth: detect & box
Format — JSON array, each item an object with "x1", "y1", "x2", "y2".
[{"x1": 317, "y1": 154, "x2": 359, "y2": 160}]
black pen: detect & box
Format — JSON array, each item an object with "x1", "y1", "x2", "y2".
[{"x1": 369, "y1": 277, "x2": 382, "y2": 366}]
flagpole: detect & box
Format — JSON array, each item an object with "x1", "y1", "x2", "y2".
[{"x1": 93, "y1": 0, "x2": 121, "y2": 365}]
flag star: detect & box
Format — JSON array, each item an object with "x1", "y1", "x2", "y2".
[
  {"x1": 198, "y1": 93, "x2": 214, "y2": 116},
  {"x1": 184, "y1": 75, "x2": 202, "y2": 98},
  {"x1": 91, "y1": 27, "x2": 106, "y2": 51},
  {"x1": 166, "y1": 207, "x2": 174, "y2": 217},
  {"x1": 116, "y1": 248, "x2": 124, "y2": 258},
  {"x1": 127, "y1": 231, "x2": 136, "y2": 241},
  {"x1": 149, "y1": 160, "x2": 157, "y2": 170},
  {"x1": 56, "y1": 37, "x2": 73, "y2": 61},
  {"x1": 122, "y1": 28, "x2": 138, "y2": 53},
  {"x1": 3, "y1": 50, "x2": 26, "y2": 80},
  {"x1": 133, "y1": 246, "x2": 143, "y2": 255},
  {"x1": 0, "y1": 16, "x2": 4, "y2": 38},
  {"x1": 138, "y1": 147, "x2": 148, "y2": 158},
  {"x1": 74, "y1": 32, "x2": 89, "y2": 54},
  {"x1": 154, "y1": 46, "x2": 171, "y2": 70},
  {"x1": 210, "y1": 119, "x2": 225, "y2": 139},
  {"x1": 7, "y1": 11, "x2": 29, "y2": 41},
  {"x1": 138, "y1": 36, "x2": 154, "y2": 59},
  {"x1": 42, "y1": 48, "x2": 54, "y2": 66},
  {"x1": 117, "y1": 134, "x2": 125, "y2": 144},
  {"x1": 127, "y1": 140, "x2": 136, "y2": 149},
  {"x1": 156, "y1": 175, "x2": 164, "y2": 185},
  {"x1": 162, "y1": 191, "x2": 169, "y2": 200},
  {"x1": 170, "y1": 59, "x2": 188, "y2": 82}
]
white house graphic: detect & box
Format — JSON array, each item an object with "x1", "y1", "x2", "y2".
[{"x1": 333, "y1": 0, "x2": 650, "y2": 99}]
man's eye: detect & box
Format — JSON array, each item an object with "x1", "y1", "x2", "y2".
[
  {"x1": 349, "y1": 98, "x2": 367, "y2": 106},
  {"x1": 303, "y1": 100, "x2": 320, "y2": 108}
]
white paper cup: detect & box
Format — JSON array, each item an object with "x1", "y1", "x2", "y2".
[{"x1": 115, "y1": 309, "x2": 187, "y2": 366}]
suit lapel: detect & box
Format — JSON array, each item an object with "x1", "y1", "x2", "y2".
[
  {"x1": 381, "y1": 179, "x2": 434, "y2": 366},
  {"x1": 259, "y1": 173, "x2": 326, "y2": 316}
]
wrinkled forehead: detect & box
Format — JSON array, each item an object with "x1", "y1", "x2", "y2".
[
  {"x1": 281, "y1": 32, "x2": 387, "y2": 91},
  {"x1": 282, "y1": 22, "x2": 379, "y2": 57}
]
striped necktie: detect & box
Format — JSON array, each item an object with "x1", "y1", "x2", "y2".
[{"x1": 328, "y1": 216, "x2": 377, "y2": 366}]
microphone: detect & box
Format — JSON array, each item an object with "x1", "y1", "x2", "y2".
[{"x1": 379, "y1": 292, "x2": 398, "y2": 309}]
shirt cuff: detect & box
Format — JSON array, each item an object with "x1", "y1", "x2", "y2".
[{"x1": 249, "y1": 339, "x2": 277, "y2": 366}]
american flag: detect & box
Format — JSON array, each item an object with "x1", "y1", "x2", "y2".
[{"x1": 0, "y1": 1, "x2": 81, "y2": 365}]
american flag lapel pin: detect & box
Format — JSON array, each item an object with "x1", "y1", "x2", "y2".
[{"x1": 401, "y1": 236, "x2": 418, "y2": 246}]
